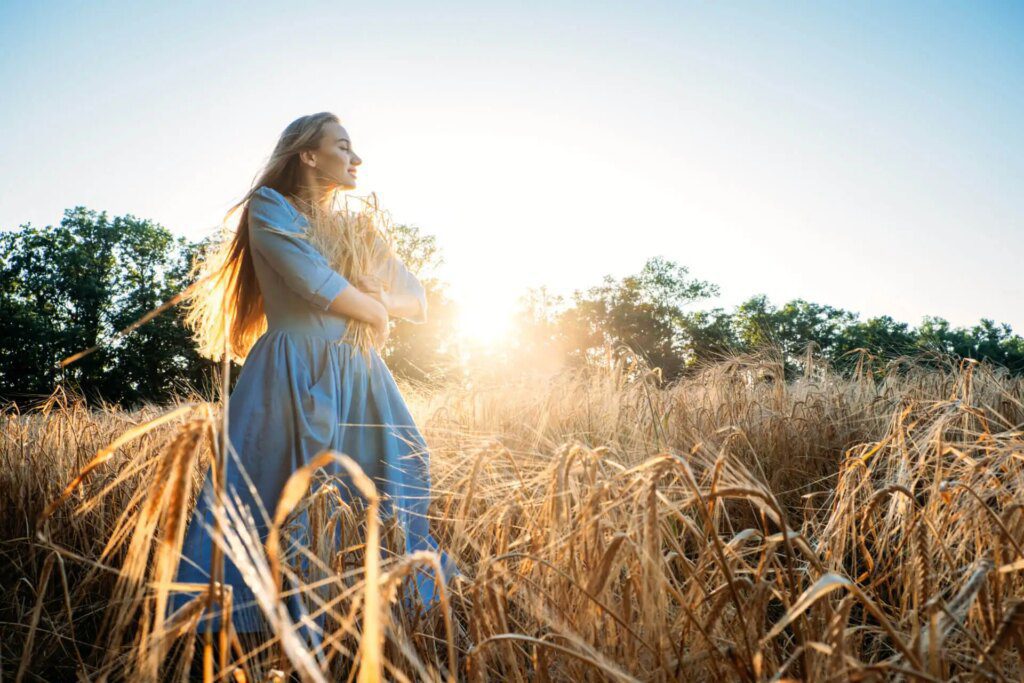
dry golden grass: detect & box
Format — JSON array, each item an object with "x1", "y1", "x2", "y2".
[
  {"x1": 3, "y1": 349, "x2": 1024, "y2": 681},
  {"x1": 302, "y1": 191, "x2": 395, "y2": 361}
]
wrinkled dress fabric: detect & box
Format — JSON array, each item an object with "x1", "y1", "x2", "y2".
[{"x1": 170, "y1": 186, "x2": 458, "y2": 636}]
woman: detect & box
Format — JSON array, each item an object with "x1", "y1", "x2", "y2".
[{"x1": 171, "y1": 112, "x2": 458, "y2": 637}]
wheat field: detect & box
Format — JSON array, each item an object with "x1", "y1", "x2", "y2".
[{"x1": 3, "y1": 349, "x2": 1024, "y2": 681}]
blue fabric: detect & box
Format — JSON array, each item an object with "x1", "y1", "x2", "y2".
[{"x1": 170, "y1": 186, "x2": 458, "y2": 636}]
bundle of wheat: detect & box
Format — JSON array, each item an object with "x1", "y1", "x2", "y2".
[{"x1": 300, "y1": 191, "x2": 396, "y2": 362}]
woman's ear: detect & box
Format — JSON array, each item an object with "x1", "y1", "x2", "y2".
[{"x1": 300, "y1": 150, "x2": 317, "y2": 168}]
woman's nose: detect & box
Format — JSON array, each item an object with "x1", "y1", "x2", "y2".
[{"x1": 351, "y1": 154, "x2": 362, "y2": 166}]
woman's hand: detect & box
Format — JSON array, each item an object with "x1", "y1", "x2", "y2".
[
  {"x1": 354, "y1": 274, "x2": 392, "y2": 313},
  {"x1": 371, "y1": 309, "x2": 391, "y2": 347}
]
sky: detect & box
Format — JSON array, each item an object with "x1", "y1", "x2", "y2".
[{"x1": 1, "y1": 0, "x2": 1021, "y2": 342}]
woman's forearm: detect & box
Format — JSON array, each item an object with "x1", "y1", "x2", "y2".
[{"x1": 327, "y1": 284, "x2": 388, "y2": 327}]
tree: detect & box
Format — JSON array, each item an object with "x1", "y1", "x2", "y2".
[
  {"x1": 915, "y1": 316, "x2": 1024, "y2": 373},
  {"x1": 0, "y1": 208, "x2": 215, "y2": 408},
  {"x1": 559, "y1": 257, "x2": 719, "y2": 381},
  {"x1": 831, "y1": 315, "x2": 919, "y2": 370},
  {"x1": 104, "y1": 235, "x2": 217, "y2": 404},
  {"x1": 729, "y1": 296, "x2": 859, "y2": 377},
  {"x1": 676, "y1": 307, "x2": 743, "y2": 367},
  {"x1": 1, "y1": 208, "x2": 121, "y2": 406},
  {"x1": 673, "y1": 296, "x2": 1024, "y2": 378}
]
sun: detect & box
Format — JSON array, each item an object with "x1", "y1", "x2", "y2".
[{"x1": 453, "y1": 293, "x2": 515, "y2": 348}]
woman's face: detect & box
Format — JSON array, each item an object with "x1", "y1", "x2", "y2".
[{"x1": 310, "y1": 121, "x2": 362, "y2": 190}]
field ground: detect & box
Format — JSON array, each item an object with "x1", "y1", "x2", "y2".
[{"x1": 3, "y1": 351, "x2": 1024, "y2": 681}]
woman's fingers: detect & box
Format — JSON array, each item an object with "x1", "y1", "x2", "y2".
[{"x1": 374, "y1": 321, "x2": 390, "y2": 347}]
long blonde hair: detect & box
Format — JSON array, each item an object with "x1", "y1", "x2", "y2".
[{"x1": 183, "y1": 112, "x2": 341, "y2": 364}]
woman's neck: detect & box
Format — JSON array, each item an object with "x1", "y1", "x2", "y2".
[{"x1": 289, "y1": 184, "x2": 333, "y2": 216}]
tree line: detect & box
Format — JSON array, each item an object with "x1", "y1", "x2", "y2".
[
  {"x1": 2, "y1": 206, "x2": 1021, "y2": 409},
  {"x1": 511, "y1": 256, "x2": 1024, "y2": 382}
]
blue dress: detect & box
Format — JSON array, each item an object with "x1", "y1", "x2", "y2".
[{"x1": 170, "y1": 185, "x2": 458, "y2": 635}]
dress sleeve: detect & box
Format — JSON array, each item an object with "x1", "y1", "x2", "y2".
[
  {"x1": 376, "y1": 252, "x2": 428, "y2": 324},
  {"x1": 248, "y1": 187, "x2": 350, "y2": 311}
]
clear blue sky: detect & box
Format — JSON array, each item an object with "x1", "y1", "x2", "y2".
[{"x1": 1, "y1": 1, "x2": 1021, "y2": 340}]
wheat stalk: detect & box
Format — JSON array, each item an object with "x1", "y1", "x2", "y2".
[{"x1": 299, "y1": 192, "x2": 395, "y2": 363}]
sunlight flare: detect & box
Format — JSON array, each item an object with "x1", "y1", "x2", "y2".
[{"x1": 452, "y1": 293, "x2": 515, "y2": 347}]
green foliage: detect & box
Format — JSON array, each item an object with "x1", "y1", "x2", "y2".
[
  {"x1": 513, "y1": 261, "x2": 1024, "y2": 382},
  {"x1": 0, "y1": 208, "x2": 217, "y2": 408},
  {"x1": 915, "y1": 316, "x2": 1024, "y2": 372},
  {"x1": 388, "y1": 222, "x2": 441, "y2": 279},
  {"x1": 541, "y1": 256, "x2": 720, "y2": 381},
  {"x1": 717, "y1": 298, "x2": 1024, "y2": 377},
  {"x1": 687, "y1": 297, "x2": 1024, "y2": 379},
  {"x1": 676, "y1": 307, "x2": 742, "y2": 364},
  {"x1": 830, "y1": 315, "x2": 919, "y2": 370}
]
